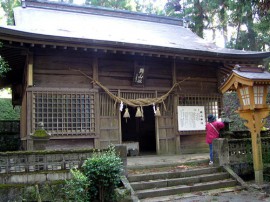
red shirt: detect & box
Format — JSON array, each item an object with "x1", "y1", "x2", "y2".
[{"x1": 206, "y1": 121, "x2": 225, "y2": 144}]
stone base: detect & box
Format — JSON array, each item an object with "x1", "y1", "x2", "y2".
[
  {"x1": 123, "y1": 142, "x2": 139, "y2": 156},
  {"x1": 33, "y1": 139, "x2": 49, "y2": 150}
]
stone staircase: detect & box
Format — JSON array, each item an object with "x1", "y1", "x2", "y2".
[{"x1": 127, "y1": 166, "x2": 239, "y2": 201}]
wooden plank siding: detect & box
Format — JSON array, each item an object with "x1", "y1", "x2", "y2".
[
  {"x1": 157, "y1": 94, "x2": 175, "y2": 154},
  {"x1": 99, "y1": 93, "x2": 119, "y2": 149},
  {"x1": 22, "y1": 48, "x2": 223, "y2": 153},
  {"x1": 180, "y1": 134, "x2": 208, "y2": 154},
  {"x1": 33, "y1": 51, "x2": 93, "y2": 88}
]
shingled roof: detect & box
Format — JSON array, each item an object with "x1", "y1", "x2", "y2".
[{"x1": 1, "y1": 0, "x2": 269, "y2": 59}]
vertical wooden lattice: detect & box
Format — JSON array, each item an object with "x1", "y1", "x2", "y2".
[{"x1": 99, "y1": 92, "x2": 117, "y2": 117}]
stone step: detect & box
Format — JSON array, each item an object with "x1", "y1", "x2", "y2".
[
  {"x1": 136, "y1": 178, "x2": 237, "y2": 199},
  {"x1": 128, "y1": 167, "x2": 220, "y2": 182},
  {"x1": 131, "y1": 172, "x2": 230, "y2": 191},
  {"x1": 139, "y1": 186, "x2": 243, "y2": 202}
]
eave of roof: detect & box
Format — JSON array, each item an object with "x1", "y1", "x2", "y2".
[
  {"x1": 220, "y1": 69, "x2": 270, "y2": 93},
  {"x1": 1, "y1": 26, "x2": 270, "y2": 65},
  {"x1": 232, "y1": 69, "x2": 270, "y2": 80}
]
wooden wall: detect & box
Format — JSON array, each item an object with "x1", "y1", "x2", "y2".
[
  {"x1": 180, "y1": 134, "x2": 209, "y2": 154},
  {"x1": 33, "y1": 51, "x2": 93, "y2": 88},
  {"x1": 26, "y1": 48, "x2": 222, "y2": 154},
  {"x1": 98, "y1": 56, "x2": 172, "y2": 89},
  {"x1": 175, "y1": 62, "x2": 219, "y2": 94},
  {"x1": 175, "y1": 61, "x2": 221, "y2": 154}
]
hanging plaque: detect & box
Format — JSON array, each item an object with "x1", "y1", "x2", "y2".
[{"x1": 133, "y1": 64, "x2": 147, "y2": 87}]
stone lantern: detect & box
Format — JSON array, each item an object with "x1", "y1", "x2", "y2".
[{"x1": 220, "y1": 65, "x2": 270, "y2": 184}]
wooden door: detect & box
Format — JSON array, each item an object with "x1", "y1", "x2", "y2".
[
  {"x1": 156, "y1": 95, "x2": 176, "y2": 154},
  {"x1": 99, "y1": 93, "x2": 120, "y2": 149}
]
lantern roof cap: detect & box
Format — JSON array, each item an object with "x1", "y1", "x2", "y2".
[
  {"x1": 232, "y1": 65, "x2": 270, "y2": 80},
  {"x1": 220, "y1": 65, "x2": 270, "y2": 93}
]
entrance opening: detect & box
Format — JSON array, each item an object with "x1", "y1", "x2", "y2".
[{"x1": 121, "y1": 106, "x2": 156, "y2": 154}]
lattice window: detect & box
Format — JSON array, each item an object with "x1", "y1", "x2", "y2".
[
  {"x1": 253, "y1": 86, "x2": 264, "y2": 105},
  {"x1": 178, "y1": 94, "x2": 222, "y2": 134},
  {"x1": 32, "y1": 91, "x2": 95, "y2": 136},
  {"x1": 240, "y1": 87, "x2": 250, "y2": 106}
]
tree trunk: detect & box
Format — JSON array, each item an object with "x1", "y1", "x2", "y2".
[{"x1": 194, "y1": 0, "x2": 204, "y2": 38}]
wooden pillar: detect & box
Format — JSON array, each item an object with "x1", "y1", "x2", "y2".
[
  {"x1": 155, "y1": 117, "x2": 160, "y2": 154},
  {"x1": 26, "y1": 91, "x2": 33, "y2": 150},
  {"x1": 172, "y1": 59, "x2": 180, "y2": 154},
  {"x1": 93, "y1": 57, "x2": 100, "y2": 149},
  {"x1": 174, "y1": 95, "x2": 180, "y2": 154},
  {"x1": 238, "y1": 109, "x2": 270, "y2": 184},
  {"x1": 118, "y1": 90, "x2": 122, "y2": 144},
  {"x1": 27, "y1": 53, "x2": 33, "y2": 86},
  {"x1": 252, "y1": 130, "x2": 263, "y2": 184},
  {"x1": 26, "y1": 53, "x2": 34, "y2": 150},
  {"x1": 155, "y1": 91, "x2": 160, "y2": 154},
  {"x1": 92, "y1": 57, "x2": 98, "y2": 89}
]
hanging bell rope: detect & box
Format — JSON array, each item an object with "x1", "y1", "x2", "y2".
[{"x1": 73, "y1": 69, "x2": 190, "y2": 107}]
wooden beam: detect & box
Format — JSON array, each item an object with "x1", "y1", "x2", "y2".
[
  {"x1": 27, "y1": 53, "x2": 33, "y2": 87},
  {"x1": 92, "y1": 57, "x2": 98, "y2": 89}
]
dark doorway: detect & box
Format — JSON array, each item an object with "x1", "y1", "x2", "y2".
[{"x1": 121, "y1": 106, "x2": 156, "y2": 154}]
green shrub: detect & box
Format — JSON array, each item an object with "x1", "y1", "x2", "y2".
[
  {"x1": 65, "y1": 146, "x2": 123, "y2": 202},
  {"x1": 0, "y1": 98, "x2": 20, "y2": 120},
  {"x1": 65, "y1": 169, "x2": 90, "y2": 202},
  {"x1": 0, "y1": 132, "x2": 20, "y2": 151},
  {"x1": 20, "y1": 182, "x2": 66, "y2": 202}
]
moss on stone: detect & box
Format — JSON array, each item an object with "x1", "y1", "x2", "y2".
[{"x1": 31, "y1": 129, "x2": 50, "y2": 138}]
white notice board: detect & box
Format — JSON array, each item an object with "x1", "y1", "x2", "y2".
[{"x1": 177, "y1": 106, "x2": 206, "y2": 131}]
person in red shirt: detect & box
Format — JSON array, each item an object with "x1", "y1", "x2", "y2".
[{"x1": 206, "y1": 114, "x2": 225, "y2": 165}]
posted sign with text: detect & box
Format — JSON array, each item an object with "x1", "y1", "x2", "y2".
[{"x1": 177, "y1": 106, "x2": 206, "y2": 131}]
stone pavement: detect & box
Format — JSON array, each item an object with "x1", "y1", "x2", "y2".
[{"x1": 127, "y1": 153, "x2": 209, "y2": 169}]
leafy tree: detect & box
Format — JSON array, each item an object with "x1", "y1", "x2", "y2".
[
  {"x1": 0, "y1": 42, "x2": 10, "y2": 77},
  {"x1": 163, "y1": 0, "x2": 270, "y2": 51},
  {"x1": 133, "y1": 0, "x2": 164, "y2": 14},
  {"x1": 85, "y1": 0, "x2": 133, "y2": 10},
  {"x1": 0, "y1": 0, "x2": 20, "y2": 25},
  {"x1": 0, "y1": 98, "x2": 20, "y2": 120}
]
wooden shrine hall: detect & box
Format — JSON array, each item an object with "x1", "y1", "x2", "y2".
[{"x1": 0, "y1": 0, "x2": 270, "y2": 154}]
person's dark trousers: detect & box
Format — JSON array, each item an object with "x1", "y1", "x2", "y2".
[{"x1": 209, "y1": 143, "x2": 213, "y2": 162}]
